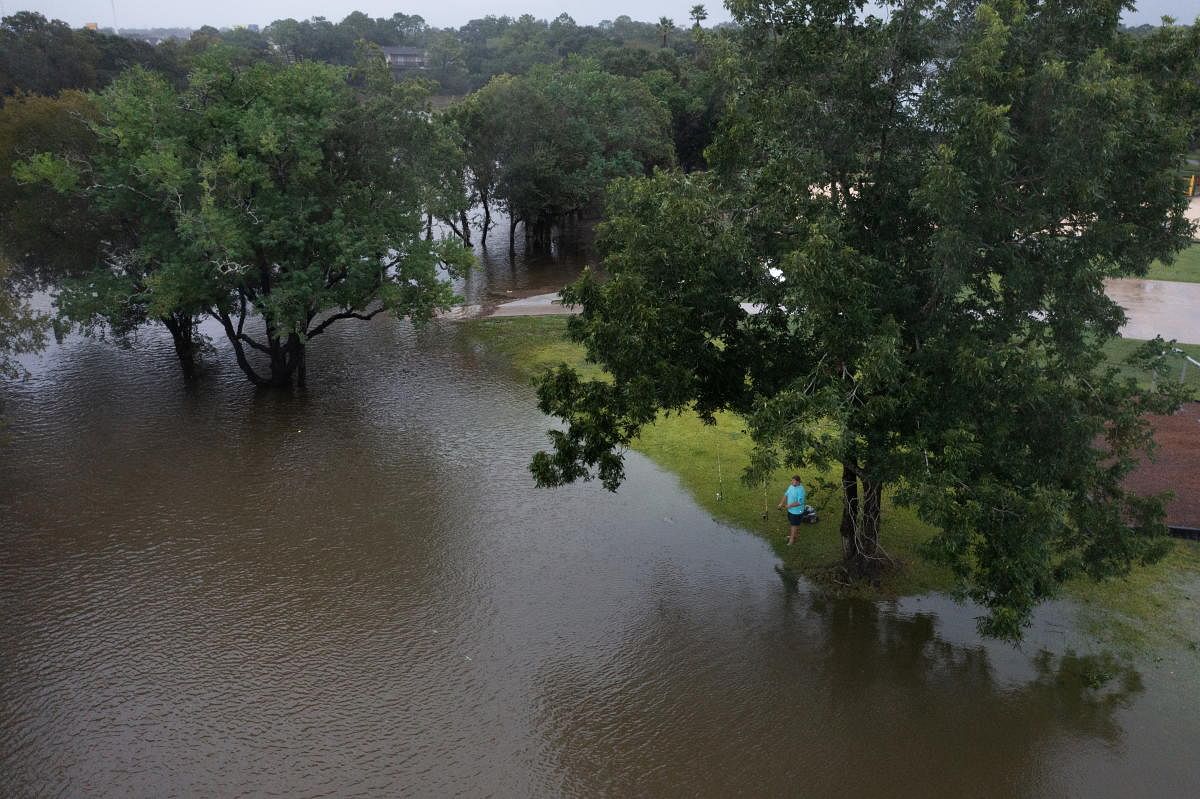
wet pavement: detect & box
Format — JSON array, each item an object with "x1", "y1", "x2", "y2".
[{"x1": 1107, "y1": 278, "x2": 1200, "y2": 344}]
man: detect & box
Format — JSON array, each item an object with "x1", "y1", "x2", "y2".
[{"x1": 777, "y1": 475, "x2": 807, "y2": 546}]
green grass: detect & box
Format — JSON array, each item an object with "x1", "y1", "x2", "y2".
[
  {"x1": 461, "y1": 315, "x2": 606, "y2": 381},
  {"x1": 1145, "y1": 243, "x2": 1200, "y2": 283},
  {"x1": 632, "y1": 411, "x2": 954, "y2": 597},
  {"x1": 462, "y1": 316, "x2": 1200, "y2": 652},
  {"x1": 1070, "y1": 542, "x2": 1200, "y2": 654},
  {"x1": 1101, "y1": 338, "x2": 1200, "y2": 398}
]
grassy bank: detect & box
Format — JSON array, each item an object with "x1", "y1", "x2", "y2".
[
  {"x1": 462, "y1": 316, "x2": 1200, "y2": 652},
  {"x1": 1145, "y1": 243, "x2": 1200, "y2": 284}
]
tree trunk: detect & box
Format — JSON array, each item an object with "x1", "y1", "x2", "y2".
[
  {"x1": 858, "y1": 479, "x2": 883, "y2": 580},
  {"x1": 527, "y1": 217, "x2": 554, "y2": 251},
  {"x1": 480, "y1": 190, "x2": 492, "y2": 246},
  {"x1": 260, "y1": 332, "x2": 303, "y2": 387},
  {"x1": 216, "y1": 311, "x2": 303, "y2": 389},
  {"x1": 425, "y1": 211, "x2": 433, "y2": 241},
  {"x1": 459, "y1": 209, "x2": 472, "y2": 246},
  {"x1": 508, "y1": 215, "x2": 518, "y2": 251},
  {"x1": 838, "y1": 462, "x2": 859, "y2": 562},
  {"x1": 293, "y1": 336, "x2": 307, "y2": 388},
  {"x1": 161, "y1": 313, "x2": 199, "y2": 380},
  {"x1": 838, "y1": 462, "x2": 884, "y2": 583},
  {"x1": 441, "y1": 214, "x2": 471, "y2": 245}
]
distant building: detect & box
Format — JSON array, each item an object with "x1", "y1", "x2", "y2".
[
  {"x1": 380, "y1": 46, "x2": 428, "y2": 72},
  {"x1": 84, "y1": 22, "x2": 99, "y2": 30}
]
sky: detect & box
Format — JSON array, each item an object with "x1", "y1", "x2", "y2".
[{"x1": 2, "y1": 0, "x2": 1196, "y2": 31}]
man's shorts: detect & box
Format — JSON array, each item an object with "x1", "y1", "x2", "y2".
[{"x1": 787, "y1": 511, "x2": 806, "y2": 525}]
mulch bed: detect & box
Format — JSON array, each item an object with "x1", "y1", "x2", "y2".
[{"x1": 1124, "y1": 401, "x2": 1200, "y2": 531}]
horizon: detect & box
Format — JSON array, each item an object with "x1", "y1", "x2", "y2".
[{"x1": 3, "y1": 1, "x2": 1196, "y2": 33}]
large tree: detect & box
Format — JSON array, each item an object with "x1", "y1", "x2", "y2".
[
  {"x1": 531, "y1": 0, "x2": 1195, "y2": 638},
  {"x1": 464, "y1": 59, "x2": 674, "y2": 249},
  {"x1": 0, "y1": 90, "x2": 103, "y2": 282},
  {"x1": 446, "y1": 87, "x2": 506, "y2": 245},
  {"x1": 20, "y1": 49, "x2": 470, "y2": 386}
]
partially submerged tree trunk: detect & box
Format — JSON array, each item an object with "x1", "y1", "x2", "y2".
[
  {"x1": 508, "y1": 215, "x2": 519, "y2": 251},
  {"x1": 525, "y1": 217, "x2": 555, "y2": 251},
  {"x1": 479, "y1": 189, "x2": 493, "y2": 246},
  {"x1": 160, "y1": 311, "x2": 200, "y2": 380},
  {"x1": 216, "y1": 311, "x2": 304, "y2": 388},
  {"x1": 440, "y1": 212, "x2": 472, "y2": 246},
  {"x1": 215, "y1": 291, "x2": 386, "y2": 389},
  {"x1": 459, "y1": 209, "x2": 472, "y2": 246}
]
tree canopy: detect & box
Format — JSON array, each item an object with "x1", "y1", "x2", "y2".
[
  {"x1": 18, "y1": 49, "x2": 470, "y2": 386},
  {"x1": 459, "y1": 60, "x2": 675, "y2": 247},
  {"x1": 0, "y1": 90, "x2": 102, "y2": 281},
  {"x1": 0, "y1": 12, "x2": 183, "y2": 100},
  {"x1": 531, "y1": 0, "x2": 1197, "y2": 638}
]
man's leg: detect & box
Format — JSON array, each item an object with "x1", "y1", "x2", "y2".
[{"x1": 788, "y1": 524, "x2": 798, "y2": 545}]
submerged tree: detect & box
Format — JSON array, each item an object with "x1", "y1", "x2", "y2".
[
  {"x1": 531, "y1": 0, "x2": 1196, "y2": 638},
  {"x1": 464, "y1": 60, "x2": 674, "y2": 249},
  {"x1": 446, "y1": 86, "x2": 506, "y2": 246},
  {"x1": 0, "y1": 258, "x2": 47, "y2": 384},
  {"x1": 20, "y1": 49, "x2": 470, "y2": 387}
]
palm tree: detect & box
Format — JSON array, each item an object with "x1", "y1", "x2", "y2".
[
  {"x1": 689, "y1": 5, "x2": 708, "y2": 29},
  {"x1": 657, "y1": 17, "x2": 675, "y2": 48}
]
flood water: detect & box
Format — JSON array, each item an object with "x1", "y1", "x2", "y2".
[
  {"x1": 3, "y1": 245, "x2": 1200, "y2": 797},
  {"x1": 450, "y1": 211, "x2": 594, "y2": 307}
]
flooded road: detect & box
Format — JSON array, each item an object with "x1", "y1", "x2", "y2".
[
  {"x1": 1108, "y1": 278, "x2": 1200, "y2": 345},
  {"x1": 457, "y1": 221, "x2": 1200, "y2": 346},
  {"x1": 3, "y1": 311, "x2": 1199, "y2": 798}
]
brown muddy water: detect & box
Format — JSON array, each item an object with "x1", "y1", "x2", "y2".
[
  {"x1": 450, "y1": 212, "x2": 594, "y2": 307},
  {"x1": 2, "y1": 245, "x2": 1200, "y2": 797}
]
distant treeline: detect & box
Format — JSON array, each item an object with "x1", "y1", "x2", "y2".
[{"x1": 1, "y1": 9, "x2": 727, "y2": 98}]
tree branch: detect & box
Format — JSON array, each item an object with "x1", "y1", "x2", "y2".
[
  {"x1": 215, "y1": 309, "x2": 270, "y2": 386},
  {"x1": 306, "y1": 305, "x2": 387, "y2": 339},
  {"x1": 225, "y1": 290, "x2": 271, "y2": 353}
]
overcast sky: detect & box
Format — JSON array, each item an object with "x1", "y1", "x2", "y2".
[{"x1": 3, "y1": 0, "x2": 1196, "y2": 31}]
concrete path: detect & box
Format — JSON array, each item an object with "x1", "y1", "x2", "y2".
[
  {"x1": 435, "y1": 291, "x2": 573, "y2": 321},
  {"x1": 489, "y1": 292, "x2": 575, "y2": 317},
  {"x1": 479, "y1": 284, "x2": 1200, "y2": 344}
]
